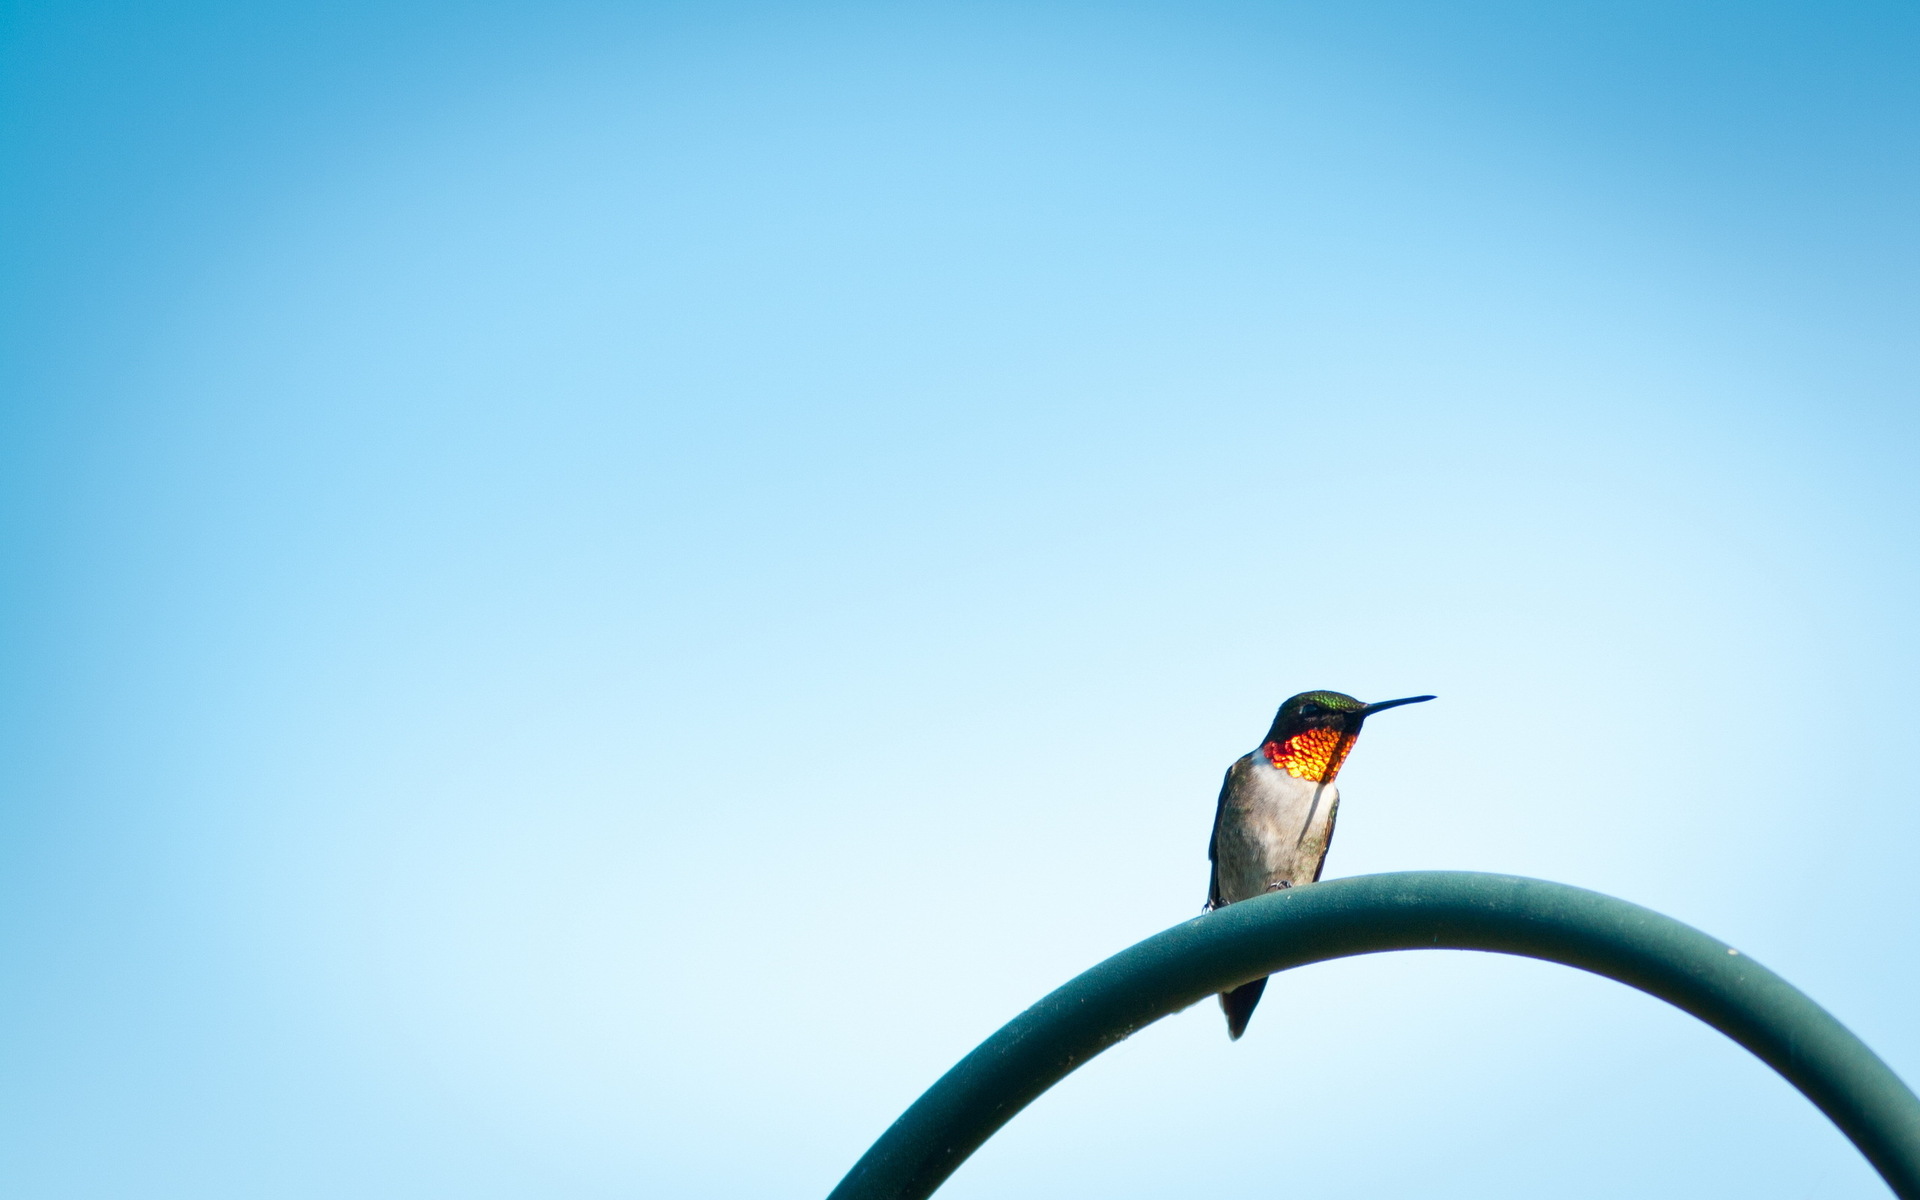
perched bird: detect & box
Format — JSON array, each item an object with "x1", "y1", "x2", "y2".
[{"x1": 1207, "y1": 689, "x2": 1434, "y2": 1039}]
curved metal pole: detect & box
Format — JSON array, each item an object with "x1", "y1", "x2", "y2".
[{"x1": 828, "y1": 871, "x2": 1920, "y2": 1200}]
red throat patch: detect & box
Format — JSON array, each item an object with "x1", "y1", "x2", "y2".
[{"x1": 1263, "y1": 726, "x2": 1358, "y2": 783}]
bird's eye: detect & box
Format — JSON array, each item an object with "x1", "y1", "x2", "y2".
[{"x1": 1299, "y1": 703, "x2": 1322, "y2": 717}]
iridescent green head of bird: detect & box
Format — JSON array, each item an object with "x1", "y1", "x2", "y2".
[{"x1": 1259, "y1": 690, "x2": 1435, "y2": 783}]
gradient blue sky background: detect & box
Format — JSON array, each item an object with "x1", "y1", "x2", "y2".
[{"x1": 3, "y1": 2, "x2": 1918, "y2": 1196}]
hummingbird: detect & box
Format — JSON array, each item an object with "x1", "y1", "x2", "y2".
[{"x1": 1207, "y1": 689, "x2": 1434, "y2": 1039}]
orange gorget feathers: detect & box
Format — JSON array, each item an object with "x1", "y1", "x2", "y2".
[{"x1": 1262, "y1": 726, "x2": 1358, "y2": 783}]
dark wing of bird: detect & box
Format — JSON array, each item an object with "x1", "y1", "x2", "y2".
[
  {"x1": 1206, "y1": 762, "x2": 1234, "y2": 911},
  {"x1": 1310, "y1": 792, "x2": 1341, "y2": 882}
]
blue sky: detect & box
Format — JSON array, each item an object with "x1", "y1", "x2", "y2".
[{"x1": 3, "y1": 2, "x2": 1918, "y2": 1197}]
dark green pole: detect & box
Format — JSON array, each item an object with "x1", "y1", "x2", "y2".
[{"x1": 827, "y1": 871, "x2": 1920, "y2": 1200}]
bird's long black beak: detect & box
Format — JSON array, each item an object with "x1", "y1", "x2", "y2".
[{"x1": 1358, "y1": 694, "x2": 1436, "y2": 717}]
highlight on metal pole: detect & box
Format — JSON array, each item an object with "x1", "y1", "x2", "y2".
[{"x1": 827, "y1": 871, "x2": 1920, "y2": 1200}]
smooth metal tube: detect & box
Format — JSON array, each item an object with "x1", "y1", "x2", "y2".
[{"x1": 827, "y1": 871, "x2": 1920, "y2": 1200}]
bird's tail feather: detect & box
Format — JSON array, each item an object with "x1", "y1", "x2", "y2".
[{"x1": 1220, "y1": 977, "x2": 1267, "y2": 1040}]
